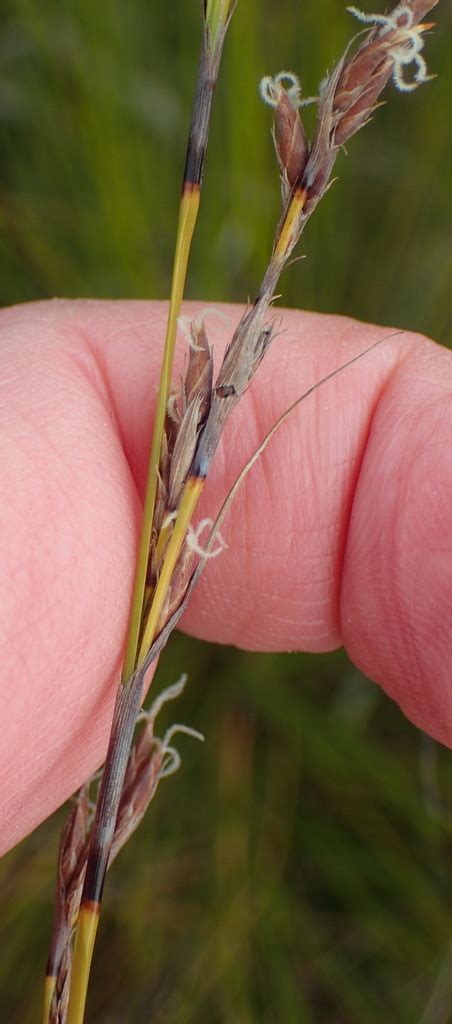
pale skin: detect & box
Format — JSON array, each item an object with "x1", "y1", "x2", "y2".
[{"x1": 0, "y1": 299, "x2": 451, "y2": 855}]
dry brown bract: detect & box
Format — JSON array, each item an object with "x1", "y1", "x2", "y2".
[{"x1": 46, "y1": 680, "x2": 201, "y2": 1022}]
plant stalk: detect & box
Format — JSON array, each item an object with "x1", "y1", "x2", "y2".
[
  {"x1": 121, "y1": 186, "x2": 200, "y2": 681},
  {"x1": 59, "y1": 11, "x2": 234, "y2": 1023},
  {"x1": 122, "y1": 6, "x2": 232, "y2": 681}
]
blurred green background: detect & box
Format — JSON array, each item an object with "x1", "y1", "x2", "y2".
[{"x1": 1, "y1": 1, "x2": 451, "y2": 1021}]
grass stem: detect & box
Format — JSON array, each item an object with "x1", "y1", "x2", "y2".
[
  {"x1": 66, "y1": 910, "x2": 100, "y2": 1024},
  {"x1": 59, "y1": 9, "x2": 234, "y2": 1018},
  {"x1": 42, "y1": 978, "x2": 56, "y2": 1024},
  {"x1": 274, "y1": 187, "x2": 307, "y2": 258},
  {"x1": 122, "y1": 186, "x2": 200, "y2": 681}
]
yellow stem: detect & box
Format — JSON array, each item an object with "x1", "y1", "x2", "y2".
[
  {"x1": 137, "y1": 476, "x2": 204, "y2": 665},
  {"x1": 273, "y1": 188, "x2": 307, "y2": 259},
  {"x1": 66, "y1": 908, "x2": 100, "y2": 1024},
  {"x1": 42, "y1": 976, "x2": 56, "y2": 1024},
  {"x1": 122, "y1": 187, "x2": 200, "y2": 682},
  {"x1": 153, "y1": 519, "x2": 173, "y2": 568}
]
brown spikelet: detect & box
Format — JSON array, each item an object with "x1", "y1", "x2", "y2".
[
  {"x1": 148, "y1": 318, "x2": 213, "y2": 585},
  {"x1": 184, "y1": 318, "x2": 213, "y2": 419},
  {"x1": 46, "y1": 683, "x2": 194, "y2": 1022},
  {"x1": 274, "y1": 87, "x2": 309, "y2": 190},
  {"x1": 45, "y1": 788, "x2": 91, "y2": 1021},
  {"x1": 195, "y1": 0, "x2": 439, "y2": 482},
  {"x1": 332, "y1": 1, "x2": 438, "y2": 147},
  {"x1": 260, "y1": 73, "x2": 310, "y2": 199},
  {"x1": 297, "y1": 0, "x2": 437, "y2": 224}
]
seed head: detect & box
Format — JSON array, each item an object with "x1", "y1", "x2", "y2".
[
  {"x1": 260, "y1": 72, "x2": 311, "y2": 190},
  {"x1": 302, "y1": 0, "x2": 437, "y2": 206},
  {"x1": 347, "y1": 3, "x2": 435, "y2": 95}
]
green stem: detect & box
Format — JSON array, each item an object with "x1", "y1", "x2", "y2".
[{"x1": 121, "y1": 186, "x2": 200, "y2": 681}]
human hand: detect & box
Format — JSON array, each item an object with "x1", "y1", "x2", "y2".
[{"x1": 1, "y1": 299, "x2": 450, "y2": 853}]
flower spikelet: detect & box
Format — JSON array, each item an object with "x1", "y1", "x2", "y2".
[
  {"x1": 301, "y1": 0, "x2": 437, "y2": 214},
  {"x1": 260, "y1": 72, "x2": 311, "y2": 193}
]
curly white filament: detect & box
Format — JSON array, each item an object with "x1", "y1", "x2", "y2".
[
  {"x1": 347, "y1": 4, "x2": 414, "y2": 31},
  {"x1": 260, "y1": 71, "x2": 302, "y2": 108},
  {"x1": 177, "y1": 307, "x2": 230, "y2": 352},
  {"x1": 147, "y1": 674, "x2": 188, "y2": 722},
  {"x1": 259, "y1": 71, "x2": 318, "y2": 109},
  {"x1": 159, "y1": 725, "x2": 205, "y2": 778},
  {"x1": 186, "y1": 517, "x2": 226, "y2": 559},
  {"x1": 347, "y1": 4, "x2": 434, "y2": 93}
]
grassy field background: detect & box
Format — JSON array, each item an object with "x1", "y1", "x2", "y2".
[{"x1": 1, "y1": 1, "x2": 452, "y2": 1021}]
